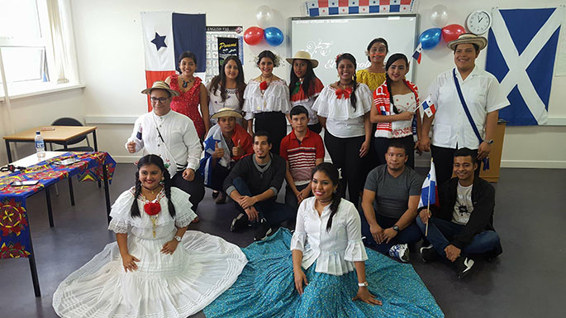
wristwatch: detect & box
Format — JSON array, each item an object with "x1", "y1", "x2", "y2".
[
  {"x1": 392, "y1": 225, "x2": 400, "y2": 232},
  {"x1": 174, "y1": 235, "x2": 182, "y2": 242},
  {"x1": 358, "y1": 281, "x2": 369, "y2": 287},
  {"x1": 486, "y1": 139, "x2": 494, "y2": 145}
]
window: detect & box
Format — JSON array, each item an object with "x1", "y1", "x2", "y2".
[{"x1": 0, "y1": 0, "x2": 80, "y2": 99}]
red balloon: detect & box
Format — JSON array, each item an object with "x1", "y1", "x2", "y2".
[
  {"x1": 244, "y1": 26, "x2": 264, "y2": 45},
  {"x1": 441, "y1": 24, "x2": 466, "y2": 43}
]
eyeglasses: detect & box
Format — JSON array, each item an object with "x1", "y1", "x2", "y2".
[
  {"x1": 0, "y1": 165, "x2": 25, "y2": 172},
  {"x1": 150, "y1": 97, "x2": 169, "y2": 103}
]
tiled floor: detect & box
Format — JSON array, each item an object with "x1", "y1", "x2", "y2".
[{"x1": 1, "y1": 163, "x2": 565, "y2": 317}]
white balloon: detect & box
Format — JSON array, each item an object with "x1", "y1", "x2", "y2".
[
  {"x1": 256, "y1": 5, "x2": 273, "y2": 28},
  {"x1": 430, "y1": 4, "x2": 448, "y2": 27}
]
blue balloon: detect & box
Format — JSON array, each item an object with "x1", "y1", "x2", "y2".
[
  {"x1": 264, "y1": 27, "x2": 284, "y2": 46},
  {"x1": 419, "y1": 28, "x2": 442, "y2": 50}
]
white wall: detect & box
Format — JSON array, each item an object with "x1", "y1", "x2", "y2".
[{"x1": 1, "y1": 0, "x2": 565, "y2": 168}]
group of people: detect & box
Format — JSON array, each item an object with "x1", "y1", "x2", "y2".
[{"x1": 52, "y1": 33, "x2": 507, "y2": 318}]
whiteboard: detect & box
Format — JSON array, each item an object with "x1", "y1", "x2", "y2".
[{"x1": 291, "y1": 14, "x2": 419, "y2": 87}]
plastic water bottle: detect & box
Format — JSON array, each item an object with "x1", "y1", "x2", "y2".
[{"x1": 35, "y1": 131, "x2": 46, "y2": 160}]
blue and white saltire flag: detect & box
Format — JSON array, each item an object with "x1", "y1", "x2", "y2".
[
  {"x1": 418, "y1": 161, "x2": 438, "y2": 209},
  {"x1": 486, "y1": 8, "x2": 563, "y2": 126},
  {"x1": 199, "y1": 125, "x2": 230, "y2": 186}
]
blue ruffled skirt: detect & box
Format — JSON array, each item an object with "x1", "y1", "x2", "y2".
[{"x1": 204, "y1": 228, "x2": 443, "y2": 317}]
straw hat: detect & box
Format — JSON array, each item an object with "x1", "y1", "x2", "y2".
[
  {"x1": 448, "y1": 33, "x2": 488, "y2": 51},
  {"x1": 286, "y1": 51, "x2": 319, "y2": 68},
  {"x1": 211, "y1": 107, "x2": 243, "y2": 119},
  {"x1": 141, "y1": 81, "x2": 180, "y2": 97}
]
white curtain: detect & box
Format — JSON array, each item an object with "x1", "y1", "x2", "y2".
[{"x1": 45, "y1": 0, "x2": 79, "y2": 84}]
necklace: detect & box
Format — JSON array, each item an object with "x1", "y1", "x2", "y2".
[{"x1": 181, "y1": 77, "x2": 194, "y2": 88}]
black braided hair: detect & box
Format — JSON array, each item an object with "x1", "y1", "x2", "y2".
[
  {"x1": 130, "y1": 154, "x2": 176, "y2": 218},
  {"x1": 289, "y1": 59, "x2": 317, "y2": 98},
  {"x1": 312, "y1": 163, "x2": 342, "y2": 231},
  {"x1": 336, "y1": 53, "x2": 358, "y2": 110},
  {"x1": 209, "y1": 56, "x2": 246, "y2": 107},
  {"x1": 384, "y1": 53, "x2": 410, "y2": 114}
]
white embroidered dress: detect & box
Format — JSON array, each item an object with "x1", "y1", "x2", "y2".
[
  {"x1": 242, "y1": 79, "x2": 291, "y2": 120},
  {"x1": 53, "y1": 187, "x2": 247, "y2": 318},
  {"x1": 290, "y1": 197, "x2": 368, "y2": 275}
]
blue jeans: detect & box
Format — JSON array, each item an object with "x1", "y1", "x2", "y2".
[
  {"x1": 361, "y1": 212, "x2": 422, "y2": 255},
  {"x1": 416, "y1": 216, "x2": 501, "y2": 258},
  {"x1": 232, "y1": 177, "x2": 295, "y2": 226}
]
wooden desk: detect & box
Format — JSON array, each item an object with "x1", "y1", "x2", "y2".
[{"x1": 3, "y1": 126, "x2": 98, "y2": 162}]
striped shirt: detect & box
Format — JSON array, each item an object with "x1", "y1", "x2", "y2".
[{"x1": 280, "y1": 130, "x2": 324, "y2": 186}]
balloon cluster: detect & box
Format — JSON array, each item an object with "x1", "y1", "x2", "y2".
[
  {"x1": 419, "y1": 4, "x2": 466, "y2": 50},
  {"x1": 243, "y1": 5, "x2": 284, "y2": 46}
]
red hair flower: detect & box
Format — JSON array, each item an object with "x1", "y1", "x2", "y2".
[
  {"x1": 144, "y1": 202, "x2": 161, "y2": 216},
  {"x1": 259, "y1": 81, "x2": 268, "y2": 91}
]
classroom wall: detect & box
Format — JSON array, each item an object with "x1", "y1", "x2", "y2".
[{"x1": 1, "y1": 0, "x2": 565, "y2": 168}]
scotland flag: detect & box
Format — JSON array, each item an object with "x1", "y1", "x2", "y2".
[{"x1": 486, "y1": 8, "x2": 563, "y2": 126}]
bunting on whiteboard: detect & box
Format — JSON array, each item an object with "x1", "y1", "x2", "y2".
[
  {"x1": 141, "y1": 12, "x2": 206, "y2": 111},
  {"x1": 485, "y1": 8, "x2": 563, "y2": 126},
  {"x1": 305, "y1": 0, "x2": 414, "y2": 17}
]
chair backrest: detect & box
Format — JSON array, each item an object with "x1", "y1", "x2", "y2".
[{"x1": 51, "y1": 117, "x2": 88, "y2": 145}]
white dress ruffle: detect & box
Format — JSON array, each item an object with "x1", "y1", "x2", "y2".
[
  {"x1": 312, "y1": 83, "x2": 372, "y2": 121},
  {"x1": 242, "y1": 79, "x2": 291, "y2": 119},
  {"x1": 53, "y1": 187, "x2": 247, "y2": 318},
  {"x1": 290, "y1": 197, "x2": 368, "y2": 276}
]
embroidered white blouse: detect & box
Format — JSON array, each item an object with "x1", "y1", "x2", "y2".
[
  {"x1": 290, "y1": 197, "x2": 368, "y2": 276},
  {"x1": 108, "y1": 187, "x2": 196, "y2": 239},
  {"x1": 312, "y1": 83, "x2": 372, "y2": 138},
  {"x1": 242, "y1": 79, "x2": 292, "y2": 120}
]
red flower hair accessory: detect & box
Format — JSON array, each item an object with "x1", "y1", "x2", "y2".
[
  {"x1": 259, "y1": 81, "x2": 268, "y2": 91},
  {"x1": 144, "y1": 202, "x2": 161, "y2": 216}
]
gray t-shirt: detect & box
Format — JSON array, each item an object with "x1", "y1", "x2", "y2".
[
  {"x1": 452, "y1": 183, "x2": 473, "y2": 225},
  {"x1": 364, "y1": 165, "x2": 423, "y2": 219}
]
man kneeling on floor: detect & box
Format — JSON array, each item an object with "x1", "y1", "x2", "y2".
[
  {"x1": 361, "y1": 142, "x2": 424, "y2": 262},
  {"x1": 223, "y1": 131, "x2": 294, "y2": 241},
  {"x1": 200, "y1": 108, "x2": 253, "y2": 204},
  {"x1": 417, "y1": 148, "x2": 502, "y2": 279}
]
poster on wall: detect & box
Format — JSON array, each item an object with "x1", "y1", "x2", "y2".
[
  {"x1": 217, "y1": 37, "x2": 239, "y2": 74},
  {"x1": 206, "y1": 26, "x2": 243, "y2": 82}
]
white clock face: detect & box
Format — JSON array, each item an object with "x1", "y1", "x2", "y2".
[{"x1": 466, "y1": 11, "x2": 492, "y2": 35}]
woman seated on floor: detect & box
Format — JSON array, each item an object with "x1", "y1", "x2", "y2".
[
  {"x1": 204, "y1": 163, "x2": 444, "y2": 317},
  {"x1": 52, "y1": 154, "x2": 247, "y2": 318}
]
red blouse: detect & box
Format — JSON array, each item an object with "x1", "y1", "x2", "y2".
[{"x1": 169, "y1": 74, "x2": 205, "y2": 139}]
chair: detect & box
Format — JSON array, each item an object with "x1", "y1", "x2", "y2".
[
  {"x1": 49, "y1": 117, "x2": 98, "y2": 204},
  {"x1": 50, "y1": 117, "x2": 94, "y2": 152}
]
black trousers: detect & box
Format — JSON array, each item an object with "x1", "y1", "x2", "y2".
[
  {"x1": 431, "y1": 145, "x2": 480, "y2": 186},
  {"x1": 171, "y1": 171, "x2": 205, "y2": 212},
  {"x1": 255, "y1": 111, "x2": 287, "y2": 156},
  {"x1": 374, "y1": 135, "x2": 416, "y2": 169},
  {"x1": 324, "y1": 131, "x2": 365, "y2": 204},
  {"x1": 308, "y1": 122, "x2": 322, "y2": 134}
]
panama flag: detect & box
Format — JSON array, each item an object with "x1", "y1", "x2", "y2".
[
  {"x1": 418, "y1": 160, "x2": 438, "y2": 209},
  {"x1": 141, "y1": 12, "x2": 206, "y2": 110},
  {"x1": 420, "y1": 95, "x2": 436, "y2": 118},
  {"x1": 486, "y1": 8, "x2": 563, "y2": 126},
  {"x1": 412, "y1": 42, "x2": 422, "y2": 64}
]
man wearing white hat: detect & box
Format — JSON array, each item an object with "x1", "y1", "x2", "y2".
[
  {"x1": 199, "y1": 107, "x2": 253, "y2": 204},
  {"x1": 420, "y1": 33, "x2": 509, "y2": 186},
  {"x1": 126, "y1": 81, "x2": 205, "y2": 214}
]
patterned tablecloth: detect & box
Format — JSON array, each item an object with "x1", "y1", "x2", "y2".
[{"x1": 0, "y1": 152, "x2": 116, "y2": 259}]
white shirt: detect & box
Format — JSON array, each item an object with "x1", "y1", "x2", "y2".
[
  {"x1": 207, "y1": 86, "x2": 243, "y2": 125},
  {"x1": 428, "y1": 66, "x2": 509, "y2": 149},
  {"x1": 290, "y1": 197, "x2": 368, "y2": 276},
  {"x1": 126, "y1": 110, "x2": 202, "y2": 176},
  {"x1": 452, "y1": 183, "x2": 473, "y2": 225},
  {"x1": 312, "y1": 84, "x2": 372, "y2": 138},
  {"x1": 242, "y1": 79, "x2": 291, "y2": 120}
]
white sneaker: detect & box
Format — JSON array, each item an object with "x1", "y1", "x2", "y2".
[{"x1": 389, "y1": 243, "x2": 410, "y2": 262}]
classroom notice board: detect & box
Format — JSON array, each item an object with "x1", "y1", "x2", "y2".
[{"x1": 291, "y1": 14, "x2": 418, "y2": 86}]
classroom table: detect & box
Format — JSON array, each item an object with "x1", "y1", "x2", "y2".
[
  {"x1": 0, "y1": 151, "x2": 115, "y2": 297},
  {"x1": 3, "y1": 126, "x2": 98, "y2": 163}
]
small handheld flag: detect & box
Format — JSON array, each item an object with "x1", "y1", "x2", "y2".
[
  {"x1": 419, "y1": 160, "x2": 438, "y2": 236},
  {"x1": 420, "y1": 95, "x2": 436, "y2": 118},
  {"x1": 412, "y1": 42, "x2": 422, "y2": 64}
]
